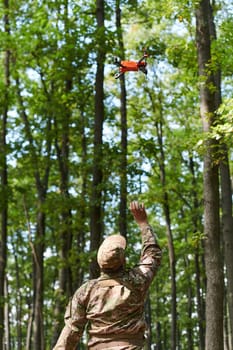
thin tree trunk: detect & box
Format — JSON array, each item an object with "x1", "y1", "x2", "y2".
[
  {"x1": 90, "y1": 0, "x2": 106, "y2": 279},
  {"x1": 155, "y1": 280, "x2": 162, "y2": 350},
  {"x1": 16, "y1": 80, "x2": 52, "y2": 350},
  {"x1": 163, "y1": 317, "x2": 168, "y2": 349},
  {"x1": 33, "y1": 210, "x2": 45, "y2": 350},
  {"x1": 196, "y1": 1, "x2": 224, "y2": 349},
  {"x1": 56, "y1": 91, "x2": 73, "y2": 297},
  {"x1": 189, "y1": 155, "x2": 205, "y2": 350},
  {"x1": 4, "y1": 278, "x2": 10, "y2": 350},
  {"x1": 73, "y1": 103, "x2": 88, "y2": 292},
  {"x1": 183, "y1": 254, "x2": 194, "y2": 350},
  {"x1": 147, "y1": 87, "x2": 177, "y2": 350},
  {"x1": 0, "y1": 1, "x2": 10, "y2": 348},
  {"x1": 11, "y1": 237, "x2": 22, "y2": 350},
  {"x1": 52, "y1": 81, "x2": 73, "y2": 346},
  {"x1": 224, "y1": 285, "x2": 230, "y2": 350},
  {"x1": 26, "y1": 308, "x2": 34, "y2": 350},
  {"x1": 194, "y1": 251, "x2": 206, "y2": 350},
  {"x1": 158, "y1": 129, "x2": 176, "y2": 350},
  {"x1": 220, "y1": 148, "x2": 233, "y2": 350},
  {"x1": 162, "y1": 196, "x2": 176, "y2": 350},
  {"x1": 144, "y1": 295, "x2": 152, "y2": 350},
  {"x1": 116, "y1": 0, "x2": 128, "y2": 237},
  {"x1": 56, "y1": 1, "x2": 73, "y2": 299}
]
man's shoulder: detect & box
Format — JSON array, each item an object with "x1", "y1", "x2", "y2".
[
  {"x1": 74, "y1": 278, "x2": 99, "y2": 296},
  {"x1": 73, "y1": 278, "x2": 100, "y2": 305}
]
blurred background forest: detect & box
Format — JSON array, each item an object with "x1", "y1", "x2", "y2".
[{"x1": 0, "y1": 0, "x2": 233, "y2": 349}]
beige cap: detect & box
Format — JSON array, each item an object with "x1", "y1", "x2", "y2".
[{"x1": 97, "y1": 234, "x2": 127, "y2": 270}]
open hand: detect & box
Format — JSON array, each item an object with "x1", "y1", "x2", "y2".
[{"x1": 130, "y1": 201, "x2": 148, "y2": 226}]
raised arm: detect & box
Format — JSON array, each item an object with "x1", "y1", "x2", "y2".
[{"x1": 130, "y1": 201, "x2": 162, "y2": 284}]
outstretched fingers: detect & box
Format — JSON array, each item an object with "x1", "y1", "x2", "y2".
[
  {"x1": 130, "y1": 201, "x2": 148, "y2": 225},
  {"x1": 130, "y1": 201, "x2": 144, "y2": 211}
]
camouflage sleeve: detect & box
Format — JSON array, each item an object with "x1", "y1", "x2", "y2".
[
  {"x1": 137, "y1": 223, "x2": 162, "y2": 284},
  {"x1": 53, "y1": 282, "x2": 91, "y2": 350}
]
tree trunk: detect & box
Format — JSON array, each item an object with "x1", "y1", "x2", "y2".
[
  {"x1": 149, "y1": 87, "x2": 177, "y2": 350},
  {"x1": 158, "y1": 139, "x2": 177, "y2": 349},
  {"x1": 144, "y1": 295, "x2": 152, "y2": 350},
  {"x1": 194, "y1": 250, "x2": 206, "y2": 350},
  {"x1": 196, "y1": 0, "x2": 224, "y2": 349},
  {"x1": 116, "y1": 0, "x2": 128, "y2": 237},
  {"x1": 154, "y1": 280, "x2": 162, "y2": 350},
  {"x1": 16, "y1": 78, "x2": 52, "y2": 350},
  {"x1": 209, "y1": 1, "x2": 233, "y2": 345},
  {"x1": 145, "y1": 86, "x2": 177, "y2": 349},
  {"x1": 163, "y1": 196, "x2": 176, "y2": 350},
  {"x1": 4, "y1": 278, "x2": 10, "y2": 350},
  {"x1": 224, "y1": 285, "x2": 230, "y2": 350},
  {"x1": 220, "y1": 154, "x2": 233, "y2": 350},
  {"x1": 90, "y1": 0, "x2": 106, "y2": 279},
  {"x1": 183, "y1": 254, "x2": 194, "y2": 350},
  {"x1": 32, "y1": 210, "x2": 45, "y2": 350},
  {"x1": 72, "y1": 103, "x2": 88, "y2": 292},
  {"x1": 52, "y1": 78, "x2": 73, "y2": 347},
  {"x1": 0, "y1": 1, "x2": 10, "y2": 348},
  {"x1": 189, "y1": 155, "x2": 205, "y2": 350},
  {"x1": 12, "y1": 237, "x2": 22, "y2": 350}
]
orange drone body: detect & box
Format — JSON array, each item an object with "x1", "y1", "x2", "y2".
[
  {"x1": 114, "y1": 51, "x2": 148, "y2": 79},
  {"x1": 119, "y1": 60, "x2": 141, "y2": 72}
]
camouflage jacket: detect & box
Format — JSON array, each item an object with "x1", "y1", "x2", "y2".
[{"x1": 53, "y1": 224, "x2": 162, "y2": 350}]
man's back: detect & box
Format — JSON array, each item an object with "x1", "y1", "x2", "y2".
[
  {"x1": 53, "y1": 202, "x2": 162, "y2": 350},
  {"x1": 81, "y1": 268, "x2": 151, "y2": 349}
]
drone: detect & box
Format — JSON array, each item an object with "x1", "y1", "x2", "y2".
[{"x1": 114, "y1": 51, "x2": 148, "y2": 79}]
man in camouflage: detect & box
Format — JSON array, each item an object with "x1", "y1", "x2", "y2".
[{"x1": 53, "y1": 201, "x2": 162, "y2": 350}]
